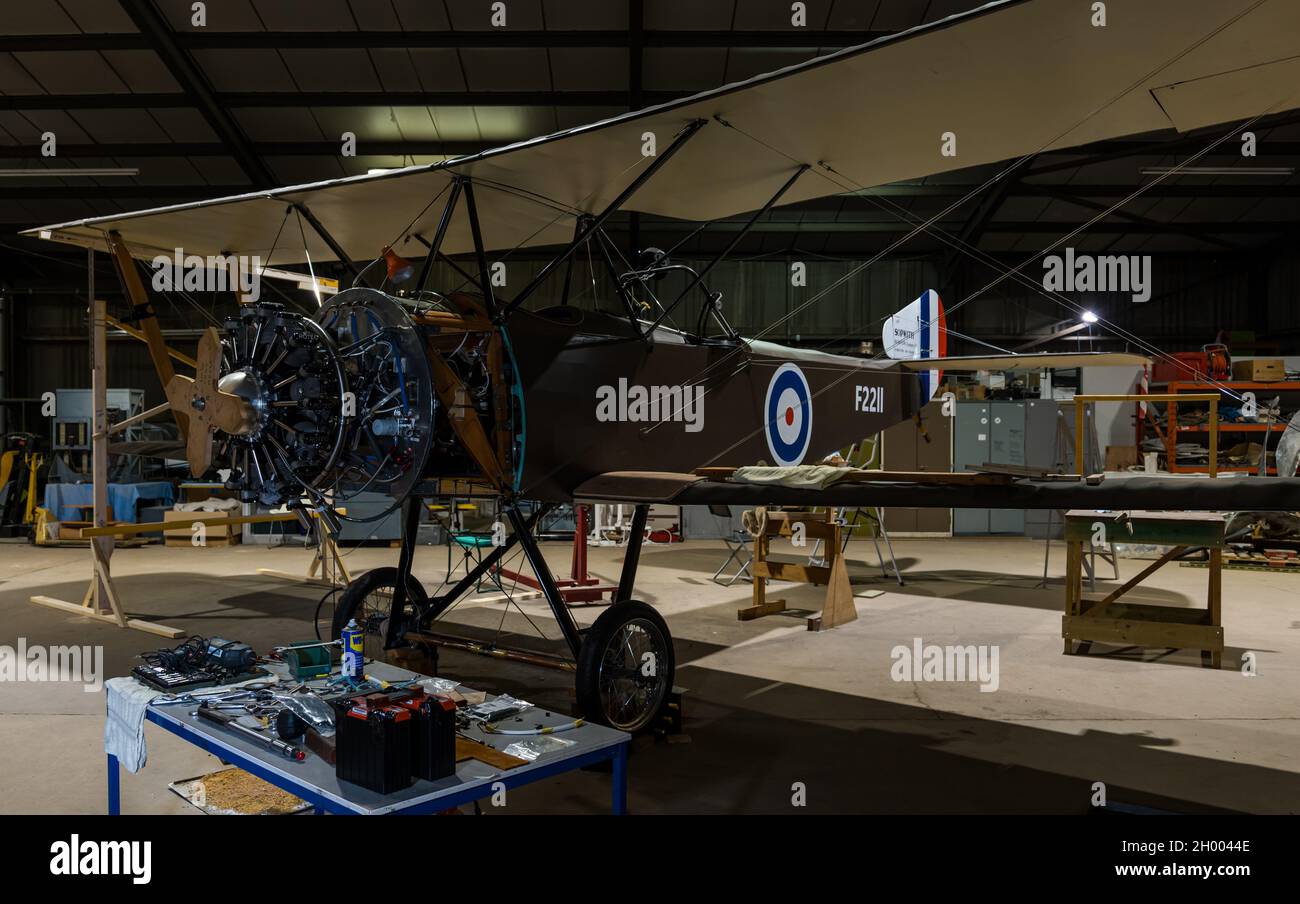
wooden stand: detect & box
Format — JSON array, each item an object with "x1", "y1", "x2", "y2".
[
  {"x1": 1062, "y1": 510, "x2": 1224, "y2": 667},
  {"x1": 256, "y1": 522, "x2": 353, "y2": 587},
  {"x1": 737, "y1": 510, "x2": 858, "y2": 631},
  {"x1": 28, "y1": 291, "x2": 183, "y2": 639}
]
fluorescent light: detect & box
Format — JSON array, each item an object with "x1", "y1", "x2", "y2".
[
  {"x1": 1140, "y1": 166, "x2": 1294, "y2": 176},
  {"x1": 38, "y1": 230, "x2": 52, "y2": 240},
  {"x1": 1081, "y1": 311, "x2": 1099, "y2": 323},
  {"x1": 367, "y1": 168, "x2": 397, "y2": 176},
  {"x1": 0, "y1": 167, "x2": 139, "y2": 177}
]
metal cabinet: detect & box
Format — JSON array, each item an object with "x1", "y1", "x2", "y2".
[
  {"x1": 954, "y1": 400, "x2": 1026, "y2": 535},
  {"x1": 1023, "y1": 399, "x2": 1063, "y2": 539}
]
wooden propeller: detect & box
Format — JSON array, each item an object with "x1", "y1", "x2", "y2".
[{"x1": 164, "y1": 327, "x2": 253, "y2": 477}]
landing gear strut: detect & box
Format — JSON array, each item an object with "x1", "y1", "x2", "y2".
[{"x1": 345, "y1": 499, "x2": 674, "y2": 733}]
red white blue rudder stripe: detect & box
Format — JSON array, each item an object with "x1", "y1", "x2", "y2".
[{"x1": 882, "y1": 289, "x2": 947, "y2": 401}]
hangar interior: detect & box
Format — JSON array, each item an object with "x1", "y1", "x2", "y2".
[{"x1": 1, "y1": 0, "x2": 1299, "y2": 817}]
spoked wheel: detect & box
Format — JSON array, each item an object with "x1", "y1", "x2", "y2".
[
  {"x1": 576, "y1": 600, "x2": 674, "y2": 733},
  {"x1": 330, "y1": 567, "x2": 429, "y2": 661}
]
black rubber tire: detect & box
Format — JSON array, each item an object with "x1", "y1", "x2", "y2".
[
  {"x1": 576, "y1": 600, "x2": 674, "y2": 733},
  {"x1": 330, "y1": 567, "x2": 429, "y2": 655}
]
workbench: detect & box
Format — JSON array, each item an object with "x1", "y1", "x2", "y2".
[
  {"x1": 107, "y1": 662, "x2": 630, "y2": 815},
  {"x1": 1062, "y1": 510, "x2": 1225, "y2": 667}
]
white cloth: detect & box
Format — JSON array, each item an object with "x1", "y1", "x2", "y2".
[
  {"x1": 105, "y1": 677, "x2": 159, "y2": 774},
  {"x1": 733, "y1": 464, "x2": 853, "y2": 490},
  {"x1": 174, "y1": 497, "x2": 240, "y2": 513}
]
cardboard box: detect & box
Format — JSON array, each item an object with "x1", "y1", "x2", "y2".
[
  {"x1": 1104, "y1": 445, "x2": 1139, "y2": 471},
  {"x1": 1232, "y1": 359, "x2": 1286, "y2": 382},
  {"x1": 56, "y1": 521, "x2": 128, "y2": 541},
  {"x1": 163, "y1": 510, "x2": 241, "y2": 547}
]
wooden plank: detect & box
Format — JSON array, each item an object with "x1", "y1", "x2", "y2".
[
  {"x1": 971, "y1": 462, "x2": 1056, "y2": 477},
  {"x1": 455, "y1": 736, "x2": 528, "y2": 770},
  {"x1": 761, "y1": 510, "x2": 829, "y2": 522},
  {"x1": 754, "y1": 560, "x2": 830, "y2": 584},
  {"x1": 1065, "y1": 510, "x2": 1226, "y2": 522},
  {"x1": 1062, "y1": 614, "x2": 1223, "y2": 651},
  {"x1": 1081, "y1": 600, "x2": 1213, "y2": 625},
  {"x1": 1087, "y1": 545, "x2": 1187, "y2": 612},
  {"x1": 1065, "y1": 539, "x2": 1081, "y2": 617},
  {"x1": 1208, "y1": 547, "x2": 1222, "y2": 629},
  {"x1": 810, "y1": 543, "x2": 857, "y2": 631},
  {"x1": 90, "y1": 539, "x2": 126, "y2": 627},
  {"x1": 738, "y1": 599, "x2": 788, "y2": 621},
  {"x1": 762, "y1": 520, "x2": 837, "y2": 540},
  {"x1": 105, "y1": 315, "x2": 197, "y2": 368},
  {"x1": 1062, "y1": 511, "x2": 1225, "y2": 547},
  {"x1": 1078, "y1": 393, "x2": 1219, "y2": 403},
  {"x1": 29, "y1": 595, "x2": 185, "y2": 639},
  {"x1": 80, "y1": 511, "x2": 298, "y2": 537}
]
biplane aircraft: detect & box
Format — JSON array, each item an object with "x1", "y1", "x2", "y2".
[{"x1": 24, "y1": 0, "x2": 1300, "y2": 730}]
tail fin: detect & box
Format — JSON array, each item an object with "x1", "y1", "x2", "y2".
[{"x1": 883, "y1": 289, "x2": 946, "y2": 400}]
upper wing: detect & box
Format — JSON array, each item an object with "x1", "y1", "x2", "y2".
[
  {"x1": 24, "y1": 0, "x2": 1300, "y2": 264},
  {"x1": 900, "y1": 352, "x2": 1150, "y2": 371}
]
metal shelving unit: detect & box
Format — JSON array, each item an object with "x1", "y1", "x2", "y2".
[{"x1": 1164, "y1": 381, "x2": 1300, "y2": 475}]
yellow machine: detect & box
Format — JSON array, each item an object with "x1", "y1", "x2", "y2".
[{"x1": 0, "y1": 433, "x2": 44, "y2": 537}]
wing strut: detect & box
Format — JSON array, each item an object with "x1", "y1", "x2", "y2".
[
  {"x1": 462, "y1": 177, "x2": 497, "y2": 318},
  {"x1": 414, "y1": 177, "x2": 463, "y2": 296},
  {"x1": 645, "y1": 162, "x2": 809, "y2": 337},
  {"x1": 498, "y1": 118, "x2": 708, "y2": 320}
]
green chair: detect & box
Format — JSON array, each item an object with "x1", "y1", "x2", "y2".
[{"x1": 448, "y1": 531, "x2": 504, "y2": 592}]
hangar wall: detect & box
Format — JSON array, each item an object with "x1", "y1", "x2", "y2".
[{"x1": 2, "y1": 248, "x2": 1293, "y2": 432}]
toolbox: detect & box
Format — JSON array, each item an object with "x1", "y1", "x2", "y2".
[{"x1": 332, "y1": 694, "x2": 415, "y2": 794}]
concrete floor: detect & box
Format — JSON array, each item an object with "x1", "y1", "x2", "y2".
[{"x1": 1, "y1": 534, "x2": 1298, "y2": 814}]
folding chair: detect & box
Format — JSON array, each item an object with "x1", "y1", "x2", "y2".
[{"x1": 708, "y1": 505, "x2": 753, "y2": 586}]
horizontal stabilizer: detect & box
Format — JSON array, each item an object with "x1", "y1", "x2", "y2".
[{"x1": 899, "y1": 352, "x2": 1149, "y2": 371}]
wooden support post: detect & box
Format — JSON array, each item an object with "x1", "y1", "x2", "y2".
[
  {"x1": 808, "y1": 527, "x2": 858, "y2": 632},
  {"x1": 256, "y1": 510, "x2": 353, "y2": 587},
  {"x1": 738, "y1": 528, "x2": 786, "y2": 621},
  {"x1": 89, "y1": 295, "x2": 119, "y2": 622},
  {"x1": 1208, "y1": 396, "x2": 1218, "y2": 477},
  {"x1": 1208, "y1": 547, "x2": 1222, "y2": 668}
]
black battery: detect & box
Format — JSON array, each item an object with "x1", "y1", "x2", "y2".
[
  {"x1": 332, "y1": 694, "x2": 414, "y2": 795},
  {"x1": 394, "y1": 691, "x2": 457, "y2": 782}
]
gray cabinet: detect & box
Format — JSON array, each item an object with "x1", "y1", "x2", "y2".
[
  {"x1": 1024, "y1": 399, "x2": 1063, "y2": 539},
  {"x1": 954, "y1": 400, "x2": 1026, "y2": 535}
]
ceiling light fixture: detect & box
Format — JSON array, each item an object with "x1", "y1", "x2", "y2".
[
  {"x1": 1139, "y1": 166, "x2": 1295, "y2": 176},
  {"x1": 0, "y1": 167, "x2": 141, "y2": 177}
]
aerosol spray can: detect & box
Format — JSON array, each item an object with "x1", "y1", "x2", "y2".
[{"x1": 341, "y1": 619, "x2": 364, "y2": 678}]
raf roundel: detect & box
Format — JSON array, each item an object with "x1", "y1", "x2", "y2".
[{"x1": 764, "y1": 362, "x2": 813, "y2": 467}]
